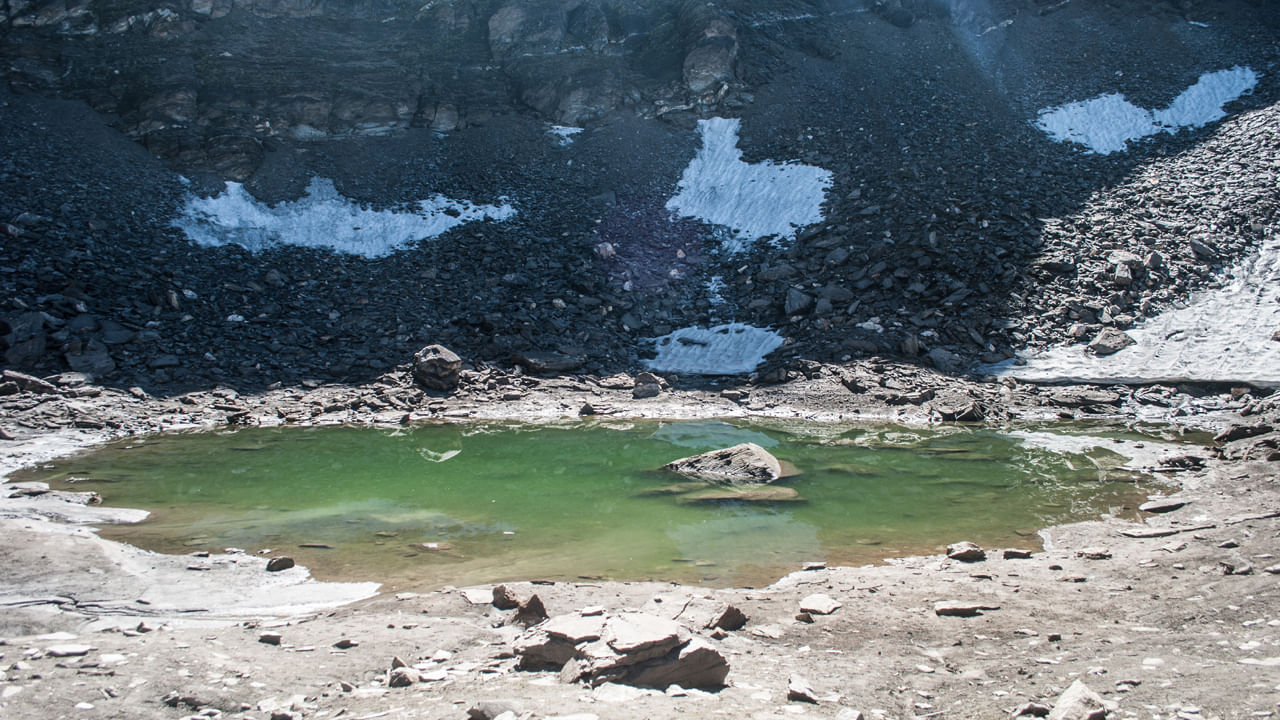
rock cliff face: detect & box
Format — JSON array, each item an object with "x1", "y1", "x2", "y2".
[{"x1": 1, "y1": 0, "x2": 764, "y2": 179}]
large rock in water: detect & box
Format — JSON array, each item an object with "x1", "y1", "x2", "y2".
[
  {"x1": 413, "y1": 344, "x2": 462, "y2": 391},
  {"x1": 663, "y1": 443, "x2": 782, "y2": 485}
]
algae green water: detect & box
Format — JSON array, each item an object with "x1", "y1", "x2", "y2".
[{"x1": 22, "y1": 420, "x2": 1171, "y2": 589}]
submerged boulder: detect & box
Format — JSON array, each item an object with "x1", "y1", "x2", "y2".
[
  {"x1": 663, "y1": 443, "x2": 782, "y2": 485},
  {"x1": 675, "y1": 485, "x2": 801, "y2": 504}
]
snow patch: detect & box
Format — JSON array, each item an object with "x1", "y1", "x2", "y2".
[
  {"x1": 1036, "y1": 94, "x2": 1160, "y2": 155},
  {"x1": 175, "y1": 177, "x2": 516, "y2": 259},
  {"x1": 548, "y1": 125, "x2": 583, "y2": 146},
  {"x1": 704, "y1": 275, "x2": 729, "y2": 309},
  {"x1": 1152, "y1": 66, "x2": 1258, "y2": 128},
  {"x1": 648, "y1": 323, "x2": 784, "y2": 375},
  {"x1": 1036, "y1": 66, "x2": 1258, "y2": 154},
  {"x1": 667, "y1": 117, "x2": 832, "y2": 250},
  {"x1": 993, "y1": 236, "x2": 1280, "y2": 387}
]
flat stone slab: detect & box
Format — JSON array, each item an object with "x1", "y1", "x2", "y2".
[
  {"x1": 934, "y1": 601, "x2": 1000, "y2": 617},
  {"x1": 1139, "y1": 497, "x2": 1188, "y2": 513},
  {"x1": 675, "y1": 485, "x2": 801, "y2": 504},
  {"x1": 604, "y1": 613, "x2": 686, "y2": 655},
  {"x1": 1120, "y1": 523, "x2": 1215, "y2": 538},
  {"x1": 542, "y1": 614, "x2": 607, "y2": 644},
  {"x1": 799, "y1": 593, "x2": 842, "y2": 616},
  {"x1": 461, "y1": 587, "x2": 494, "y2": 605},
  {"x1": 45, "y1": 644, "x2": 93, "y2": 657}
]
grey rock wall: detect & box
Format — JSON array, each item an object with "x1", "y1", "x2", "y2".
[{"x1": 1, "y1": 0, "x2": 773, "y2": 179}]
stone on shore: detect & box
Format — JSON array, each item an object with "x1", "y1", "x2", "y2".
[
  {"x1": 2, "y1": 369, "x2": 56, "y2": 394},
  {"x1": 388, "y1": 666, "x2": 420, "y2": 687},
  {"x1": 799, "y1": 593, "x2": 841, "y2": 616},
  {"x1": 1213, "y1": 423, "x2": 1273, "y2": 443},
  {"x1": 643, "y1": 595, "x2": 748, "y2": 632},
  {"x1": 45, "y1": 644, "x2": 92, "y2": 657},
  {"x1": 631, "y1": 371, "x2": 664, "y2": 399},
  {"x1": 663, "y1": 443, "x2": 782, "y2": 485},
  {"x1": 934, "y1": 601, "x2": 1000, "y2": 617},
  {"x1": 946, "y1": 541, "x2": 986, "y2": 562},
  {"x1": 1047, "y1": 679, "x2": 1111, "y2": 720},
  {"x1": 624, "y1": 636, "x2": 728, "y2": 690},
  {"x1": 413, "y1": 344, "x2": 462, "y2": 391},
  {"x1": 513, "y1": 612, "x2": 728, "y2": 689},
  {"x1": 787, "y1": 674, "x2": 819, "y2": 703},
  {"x1": 1087, "y1": 328, "x2": 1135, "y2": 356},
  {"x1": 514, "y1": 594, "x2": 549, "y2": 626},
  {"x1": 604, "y1": 613, "x2": 686, "y2": 658},
  {"x1": 492, "y1": 584, "x2": 520, "y2": 610},
  {"x1": 467, "y1": 700, "x2": 524, "y2": 720},
  {"x1": 1139, "y1": 497, "x2": 1187, "y2": 513}
]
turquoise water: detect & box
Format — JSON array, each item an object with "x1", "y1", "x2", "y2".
[{"x1": 21, "y1": 420, "x2": 1169, "y2": 589}]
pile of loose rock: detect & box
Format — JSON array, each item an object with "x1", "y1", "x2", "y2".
[{"x1": 513, "y1": 610, "x2": 731, "y2": 690}]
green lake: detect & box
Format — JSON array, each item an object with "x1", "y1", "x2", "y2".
[{"x1": 18, "y1": 420, "x2": 1177, "y2": 589}]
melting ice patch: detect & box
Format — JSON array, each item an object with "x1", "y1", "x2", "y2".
[
  {"x1": 175, "y1": 177, "x2": 516, "y2": 259},
  {"x1": 993, "y1": 236, "x2": 1280, "y2": 387},
  {"x1": 1036, "y1": 66, "x2": 1258, "y2": 154},
  {"x1": 667, "y1": 117, "x2": 832, "y2": 250},
  {"x1": 648, "y1": 323, "x2": 784, "y2": 375},
  {"x1": 548, "y1": 125, "x2": 583, "y2": 146}
]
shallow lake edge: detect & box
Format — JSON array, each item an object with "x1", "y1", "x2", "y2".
[
  {"x1": 0, "y1": 367, "x2": 1241, "y2": 621},
  {"x1": 2, "y1": 368, "x2": 1277, "y2": 717}
]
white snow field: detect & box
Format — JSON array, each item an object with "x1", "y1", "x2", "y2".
[
  {"x1": 666, "y1": 117, "x2": 833, "y2": 250},
  {"x1": 994, "y1": 236, "x2": 1280, "y2": 387},
  {"x1": 1036, "y1": 66, "x2": 1258, "y2": 154},
  {"x1": 648, "y1": 323, "x2": 785, "y2": 375},
  {"x1": 175, "y1": 177, "x2": 516, "y2": 259}
]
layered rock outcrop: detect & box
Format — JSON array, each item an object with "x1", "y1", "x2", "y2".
[{"x1": 1, "y1": 0, "x2": 760, "y2": 179}]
